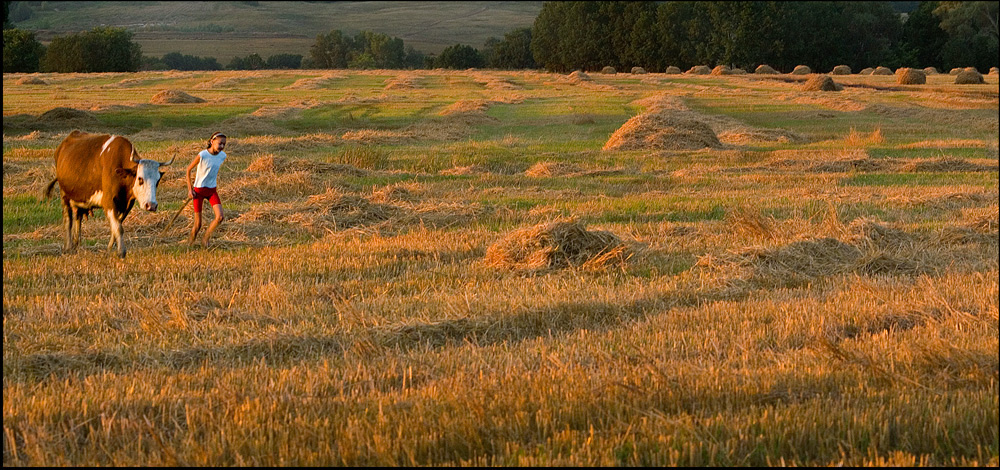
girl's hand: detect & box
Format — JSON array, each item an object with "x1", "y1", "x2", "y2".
[{"x1": 189, "y1": 188, "x2": 196, "y2": 199}]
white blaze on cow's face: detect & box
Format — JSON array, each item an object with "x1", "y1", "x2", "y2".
[{"x1": 132, "y1": 160, "x2": 165, "y2": 212}]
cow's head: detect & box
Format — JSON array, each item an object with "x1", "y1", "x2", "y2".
[{"x1": 118, "y1": 147, "x2": 174, "y2": 212}]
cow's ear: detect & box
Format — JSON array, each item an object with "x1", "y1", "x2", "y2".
[{"x1": 115, "y1": 168, "x2": 136, "y2": 179}]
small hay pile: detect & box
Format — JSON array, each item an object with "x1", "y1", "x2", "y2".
[
  {"x1": 731, "y1": 68, "x2": 747, "y2": 75},
  {"x1": 601, "y1": 66, "x2": 617, "y2": 74},
  {"x1": 384, "y1": 75, "x2": 421, "y2": 90},
  {"x1": 990, "y1": 67, "x2": 999, "y2": 75},
  {"x1": 755, "y1": 64, "x2": 778, "y2": 74},
  {"x1": 438, "y1": 99, "x2": 499, "y2": 124},
  {"x1": 955, "y1": 70, "x2": 985, "y2": 84},
  {"x1": 949, "y1": 67, "x2": 963, "y2": 75},
  {"x1": 17, "y1": 76, "x2": 47, "y2": 85},
  {"x1": 240, "y1": 188, "x2": 399, "y2": 232},
  {"x1": 150, "y1": 90, "x2": 205, "y2": 104},
  {"x1": 686, "y1": 65, "x2": 711, "y2": 75},
  {"x1": 923, "y1": 67, "x2": 939, "y2": 74},
  {"x1": 711, "y1": 65, "x2": 732, "y2": 75},
  {"x1": 830, "y1": 65, "x2": 852, "y2": 75},
  {"x1": 802, "y1": 75, "x2": 842, "y2": 91},
  {"x1": 872, "y1": 66, "x2": 893, "y2": 75},
  {"x1": 791, "y1": 65, "x2": 811, "y2": 75},
  {"x1": 524, "y1": 161, "x2": 583, "y2": 178},
  {"x1": 631, "y1": 66, "x2": 646, "y2": 74},
  {"x1": 603, "y1": 111, "x2": 721, "y2": 151},
  {"x1": 281, "y1": 74, "x2": 342, "y2": 90},
  {"x1": 245, "y1": 154, "x2": 367, "y2": 176},
  {"x1": 194, "y1": 76, "x2": 247, "y2": 89},
  {"x1": 665, "y1": 66, "x2": 681, "y2": 74},
  {"x1": 484, "y1": 219, "x2": 629, "y2": 271},
  {"x1": 859, "y1": 67, "x2": 875, "y2": 75}
]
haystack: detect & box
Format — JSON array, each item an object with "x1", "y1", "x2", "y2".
[
  {"x1": 665, "y1": 66, "x2": 681, "y2": 74},
  {"x1": 964, "y1": 67, "x2": 979, "y2": 73},
  {"x1": 830, "y1": 65, "x2": 852, "y2": 75},
  {"x1": 871, "y1": 66, "x2": 892, "y2": 75},
  {"x1": 711, "y1": 65, "x2": 732, "y2": 75},
  {"x1": 922, "y1": 67, "x2": 939, "y2": 74},
  {"x1": 33, "y1": 107, "x2": 100, "y2": 129},
  {"x1": 484, "y1": 219, "x2": 628, "y2": 270},
  {"x1": 601, "y1": 66, "x2": 617, "y2": 74},
  {"x1": 955, "y1": 70, "x2": 985, "y2": 84},
  {"x1": 755, "y1": 64, "x2": 778, "y2": 74},
  {"x1": 150, "y1": 90, "x2": 206, "y2": 104},
  {"x1": 895, "y1": 68, "x2": 926, "y2": 85},
  {"x1": 730, "y1": 68, "x2": 747, "y2": 75},
  {"x1": 567, "y1": 70, "x2": 592, "y2": 82},
  {"x1": 802, "y1": 75, "x2": 842, "y2": 91},
  {"x1": 603, "y1": 112, "x2": 721, "y2": 151},
  {"x1": 16, "y1": 76, "x2": 47, "y2": 85},
  {"x1": 948, "y1": 67, "x2": 962, "y2": 75},
  {"x1": 859, "y1": 67, "x2": 874, "y2": 75},
  {"x1": 791, "y1": 65, "x2": 811, "y2": 75},
  {"x1": 631, "y1": 66, "x2": 646, "y2": 74},
  {"x1": 990, "y1": 67, "x2": 999, "y2": 75},
  {"x1": 686, "y1": 65, "x2": 711, "y2": 75}
]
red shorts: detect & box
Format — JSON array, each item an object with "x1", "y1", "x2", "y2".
[{"x1": 191, "y1": 186, "x2": 221, "y2": 212}]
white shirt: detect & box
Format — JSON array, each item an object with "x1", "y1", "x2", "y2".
[{"x1": 193, "y1": 149, "x2": 227, "y2": 188}]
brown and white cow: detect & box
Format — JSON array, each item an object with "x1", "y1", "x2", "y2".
[{"x1": 44, "y1": 130, "x2": 174, "y2": 257}]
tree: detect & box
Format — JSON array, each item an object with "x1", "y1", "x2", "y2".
[
  {"x1": 484, "y1": 27, "x2": 536, "y2": 69},
  {"x1": 310, "y1": 30, "x2": 351, "y2": 68},
  {"x1": 4, "y1": 28, "x2": 45, "y2": 72},
  {"x1": 899, "y1": 1, "x2": 949, "y2": 68},
  {"x1": 228, "y1": 53, "x2": 264, "y2": 70},
  {"x1": 41, "y1": 27, "x2": 141, "y2": 72},
  {"x1": 266, "y1": 53, "x2": 302, "y2": 69},
  {"x1": 934, "y1": 1, "x2": 998, "y2": 70},
  {"x1": 433, "y1": 44, "x2": 484, "y2": 69}
]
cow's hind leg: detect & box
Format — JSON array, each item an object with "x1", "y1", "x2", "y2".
[
  {"x1": 62, "y1": 199, "x2": 75, "y2": 253},
  {"x1": 106, "y1": 208, "x2": 126, "y2": 258}
]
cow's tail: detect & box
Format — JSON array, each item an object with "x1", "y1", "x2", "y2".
[{"x1": 43, "y1": 179, "x2": 59, "y2": 200}]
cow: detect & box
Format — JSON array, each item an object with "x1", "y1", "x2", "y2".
[{"x1": 43, "y1": 130, "x2": 174, "y2": 258}]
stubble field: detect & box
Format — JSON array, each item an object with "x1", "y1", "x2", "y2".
[{"x1": 2, "y1": 67, "x2": 998, "y2": 466}]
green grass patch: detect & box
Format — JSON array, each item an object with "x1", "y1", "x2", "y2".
[{"x1": 840, "y1": 172, "x2": 998, "y2": 187}]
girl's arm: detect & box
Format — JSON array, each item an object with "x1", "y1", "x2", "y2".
[{"x1": 186, "y1": 155, "x2": 200, "y2": 197}]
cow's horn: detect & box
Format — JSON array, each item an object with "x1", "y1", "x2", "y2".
[
  {"x1": 160, "y1": 151, "x2": 176, "y2": 166},
  {"x1": 130, "y1": 147, "x2": 140, "y2": 163}
]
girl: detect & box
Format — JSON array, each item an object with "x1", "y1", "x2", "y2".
[{"x1": 186, "y1": 131, "x2": 228, "y2": 247}]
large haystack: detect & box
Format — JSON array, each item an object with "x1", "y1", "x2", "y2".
[
  {"x1": 665, "y1": 66, "x2": 681, "y2": 74},
  {"x1": 791, "y1": 65, "x2": 811, "y2": 75},
  {"x1": 859, "y1": 67, "x2": 874, "y2": 75},
  {"x1": 711, "y1": 65, "x2": 732, "y2": 75},
  {"x1": 948, "y1": 67, "x2": 962, "y2": 75},
  {"x1": 150, "y1": 90, "x2": 206, "y2": 104},
  {"x1": 802, "y1": 75, "x2": 842, "y2": 91},
  {"x1": 601, "y1": 66, "x2": 617, "y2": 74},
  {"x1": 923, "y1": 67, "x2": 939, "y2": 75},
  {"x1": 484, "y1": 219, "x2": 629, "y2": 270},
  {"x1": 990, "y1": 67, "x2": 999, "y2": 75},
  {"x1": 686, "y1": 65, "x2": 711, "y2": 75},
  {"x1": 895, "y1": 68, "x2": 926, "y2": 85},
  {"x1": 631, "y1": 66, "x2": 647, "y2": 74},
  {"x1": 955, "y1": 70, "x2": 985, "y2": 84},
  {"x1": 872, "y1": 66, "x2": 893, "y2": 75},
  {"x1": 830, "y1": 65, "x2": 852, "y2": 75},
  {"x1": 603, "y1": 112, "x2": 721, "y2": 151},
  {"x1": 755, "y1": 64, "x2": 779, "y2": 74}
]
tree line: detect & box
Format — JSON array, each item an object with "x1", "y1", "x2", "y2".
[{"x1": 4, "y1": 1, "x2": 996, "y2": 74}]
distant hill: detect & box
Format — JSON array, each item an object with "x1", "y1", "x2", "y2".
[{"x1": 11, "y1": 1, "x2": 544, "y2": 59}]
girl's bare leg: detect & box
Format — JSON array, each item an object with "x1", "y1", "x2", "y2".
[
  {"x1": 202, "y1": 203, "x2": 225, "y2": 247},
  {"x1": 188, "y1": 209, "x2": 202, "y2": 245}
]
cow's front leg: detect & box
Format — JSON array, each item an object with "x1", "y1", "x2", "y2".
[
  {"x1": 106, "y1": 208, "x2": 126, "y2": 258},
  {"x1": 73, "y1": 208, "x2": 84, "y2": 250}
]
